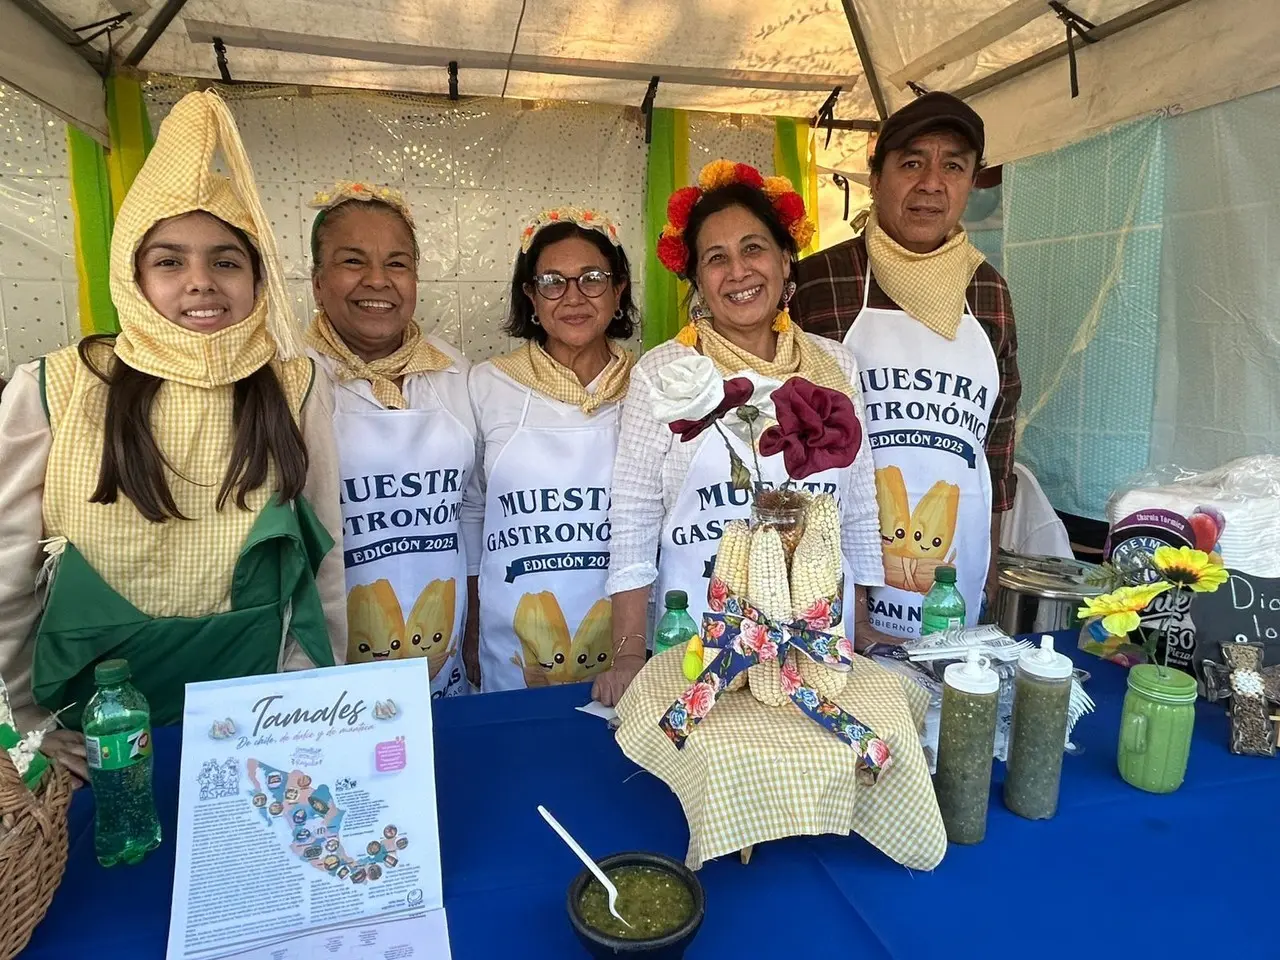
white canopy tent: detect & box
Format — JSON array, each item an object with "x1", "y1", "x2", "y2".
[{"x1": 5, "y1": 0, "x2": 1280, "y2": 165}]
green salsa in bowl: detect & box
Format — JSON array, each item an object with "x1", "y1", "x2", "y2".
[{"x1": 567, "y1": 852, "x2": 705, "y2": 957}]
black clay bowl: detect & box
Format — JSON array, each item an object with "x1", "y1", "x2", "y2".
[{"x1": 566, "y1": 851, "x2": 705, "y2": 958}]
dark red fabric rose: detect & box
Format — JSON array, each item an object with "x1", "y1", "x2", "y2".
[
  {"x1": 669, "y1": 377, "x2": 754, "y2": 442},
  {"x1": 757, "y1": 378, "x2": 861, "y2": 479}
]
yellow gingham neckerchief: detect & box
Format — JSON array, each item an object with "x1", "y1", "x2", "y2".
[
  {"x1": 681, "y1": 315, "x2": 853, "y2": 396},
  {"x1": 491, "y1": 340, "x2": 634, "y2": 414},
  {"x1": 305, "y1": 310, "x2": 451, "y2": 410},
  {"x1": 863, "y1": 207, "x2": 985, "y2": 341}
]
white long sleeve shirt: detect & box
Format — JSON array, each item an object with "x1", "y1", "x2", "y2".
[{"x1": 605, "y1": 333, "x2": 885, "y2": 596}]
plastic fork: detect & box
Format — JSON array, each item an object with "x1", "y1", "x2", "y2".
[{"x1": 537, "y1": 805, "x2": 632, "y2": 930}]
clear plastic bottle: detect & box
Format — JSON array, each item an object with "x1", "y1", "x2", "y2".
[
  {"x1": 936, "y1": 652, "x2": 1000, "y2": 844},
  {"x1": 653, "y1": 590, "x2": 700, "y2": 657},
  {"x1": 921, "y1": 565, "x2": 965, "y2": 637},
  {"x1": 83, "y1": 658, "x2": 162, "y2": 866},
  {"x1": 1003, "y1": 636, "x2": 1073, "y2": 821}
]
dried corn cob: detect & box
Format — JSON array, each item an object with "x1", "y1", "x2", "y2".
[
  {"x1": 705, "y1": 519, "x2": 752, "y2": 689},
  {"x1": 748, "y1": 526, "x2": 792, "y2": 623},
  {"x1": 792, "y1": 497, "x2": 849, "y2": 698},
  {"x1": 748, "y1": 653, "x2": 791, "y2": 707},
  {"x1": 744, "y1": 525, "x2": 792, "y2": 705},
  {"x1": 712, "y1": 520, "x2": 751, "y2": 597}
]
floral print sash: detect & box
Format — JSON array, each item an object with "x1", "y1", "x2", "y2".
[{"x1": 658, "y1": 584, "x2": 893, "y2": 784}]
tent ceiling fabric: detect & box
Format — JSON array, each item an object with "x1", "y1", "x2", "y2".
[{"x1": 21, "y1": 0, "x2": 1280, "y2": 164}]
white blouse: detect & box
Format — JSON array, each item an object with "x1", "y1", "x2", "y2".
[
  {"x1": 605, "y1": 333, "x2": 885, "y2": 596},
  {"x1": 462, "y1": 359, "x2": 618, "y2": 577}
]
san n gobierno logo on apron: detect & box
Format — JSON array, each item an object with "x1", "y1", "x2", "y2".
[
  {"x1": 332, "y1": 368, "x2": 474, "y2": 698},
  {"x1": 844, "y1": 264, "x2": 998, "y2": 639}
]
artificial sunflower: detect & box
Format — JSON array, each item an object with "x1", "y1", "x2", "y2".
[
  {"x1": 1077, "y1": 582, "x2": 1172, "y2": 637},
  {"x1": 1151, "y1": 545, "x2": 1229, "y2": 592}
]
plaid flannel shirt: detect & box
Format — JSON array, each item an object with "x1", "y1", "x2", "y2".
[{"x1": 792, "y1": 234, "x2": 1021, "y2": 513}]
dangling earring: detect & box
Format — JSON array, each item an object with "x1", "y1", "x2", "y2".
[
  {"x1": 690, "y1": 294, "x2": 710, "y2": 322},
  {"x1": 612, "y1": 308, "x2": 625, "y2": 322},
  {"x1": 781, "y1": 280, "x2": 796, "y2": 309}
]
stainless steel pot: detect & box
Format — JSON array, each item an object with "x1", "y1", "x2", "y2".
[{"x1": 994, "y1": 552, "x2": 1103, "y2": 636}]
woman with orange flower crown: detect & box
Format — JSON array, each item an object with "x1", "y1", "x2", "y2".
[
  {"x1": 306, "y1": 182, "x2": 479, "y2": 699},
  {"x1": 461, "y1": 208, "x2": 637, "y2": 692},
  {"x1": 596, "y1": 160, "x2": 884, "y2": 706}
]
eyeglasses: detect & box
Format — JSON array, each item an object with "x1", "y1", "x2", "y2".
[{"x1": 530, "y1": 269, "x2": 612, "y2": 300}]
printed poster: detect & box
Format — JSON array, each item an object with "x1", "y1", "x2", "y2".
[{"x1": 166, "y1": 659, "x2": 449, "y2": 959}]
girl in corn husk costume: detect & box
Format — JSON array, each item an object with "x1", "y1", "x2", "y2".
[{"x1": 0, "y1": 91, "x2": 346, "y2": 781}]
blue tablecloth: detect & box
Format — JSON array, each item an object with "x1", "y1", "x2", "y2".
[{"x1": 20, "y1": 639, "x2": 1278, "y2": 959}]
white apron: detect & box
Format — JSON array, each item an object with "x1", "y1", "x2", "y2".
[
  {"x1": 844, "y1": 265, "x2": 999, "y2": 639},
  {"x1": 335, "y1": 375, "x2": 473, "y2": 698},
  {"x1": 478, "y1": 389, "x2": 619, "y2": 692},
  {"x1": 657, "y1": 425, "x2": 844, "y2": 629}
]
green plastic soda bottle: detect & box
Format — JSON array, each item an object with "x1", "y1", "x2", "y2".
[
  {"x1": 921, "y1": 565, "x2": 966, "y2": 637},
  {"x1": 654, "y1": 590, "x2": 700, "y2": 656},
  {"x1": 83, "y1": 658, "x2": 162, "y2": 866}
]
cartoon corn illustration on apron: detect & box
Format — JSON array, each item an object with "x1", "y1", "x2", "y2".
[
  {"x1": 333, "y1": 372, "x2": 474, "y2": 697},
  {"x1": 845, "y1": 266, "x2": 999, "y2": 639}
]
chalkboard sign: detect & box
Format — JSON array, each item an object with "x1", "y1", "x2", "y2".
[{"x1": 1190, "y1": 570, "x2": 1280, "y2": 693}]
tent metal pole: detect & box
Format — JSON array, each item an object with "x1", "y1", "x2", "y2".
[
  {"x1": 812, "y1": 117, "x2": 880, "y2": 132},
  {"x1": 839, "y1": 0, "x2": 887, "y2": 121},
  {"x1": 123, "y1": 0, "x2": 192, "y2": 68},
  {"x1": 10, "y1": 0, "x2": 104, "y2": 69},
  {"x1": 953, "y1": 0, "x2": 1193, "y2": 100}
]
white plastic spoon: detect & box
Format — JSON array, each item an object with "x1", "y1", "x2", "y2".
[{"x1": 537, "y1": 804, "x2": 632, "y2": 930}]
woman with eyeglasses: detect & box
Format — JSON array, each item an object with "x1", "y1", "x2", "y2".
[{"x1": 461, "y1": 208, "x2": 637, "y2": 692}]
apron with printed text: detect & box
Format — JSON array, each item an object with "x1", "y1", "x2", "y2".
[
  {"x1": 657, "y1": 428, "x2": 845, "y2": 629},
  {"x1": 844, "y1": 266, "x2": 998, "y2": 639},
  {"x1": 335, "y1": 376, "x2": 473, "y2": 698},
  {"x1": 478, "y1": 390, "x2": 618, "y2": 692}
]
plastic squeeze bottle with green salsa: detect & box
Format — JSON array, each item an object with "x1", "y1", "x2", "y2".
[
  {"x1": 921, "y1": 565, "x2": 965, "y2": 637},
  {"x1": 936, "y1": 651, "x2": 1000, "y2": 844},
  {"x1": 1003, "y1": 636, "x2": 1073, "y2": 821},
  {"x1": 654, "y1": 590, "x2": 699, "y2": 656}
]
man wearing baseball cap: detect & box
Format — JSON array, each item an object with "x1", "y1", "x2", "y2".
[{"x1": 792, "y1": 92, "x2": 1021, "y2": 644}]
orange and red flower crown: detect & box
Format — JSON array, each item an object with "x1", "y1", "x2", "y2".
[{"x1": 656, "y1": 159, "x2": 815, "y2": 275}]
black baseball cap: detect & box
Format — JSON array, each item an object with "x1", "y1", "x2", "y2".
[{"x1": 872, "y1": 92, "x2": 985, "y2": 168}]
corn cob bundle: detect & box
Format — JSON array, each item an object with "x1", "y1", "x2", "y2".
[
  {"x1": 789, "y1": 496, "x2": 849, "y2": 699},
  {"x1": 747, "y1": 525, "x2": 791, "y2": 706},
  {"x1": 705, "y1": 520, "x2": 752, "y2": 689}
]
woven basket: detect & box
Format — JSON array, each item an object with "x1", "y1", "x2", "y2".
[{"x1": 0, "y1": 751, "x2": 72, "y2": 960}]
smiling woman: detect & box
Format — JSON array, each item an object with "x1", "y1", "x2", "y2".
[
  {"x1": 599, "y1": 160, "x2": 885, "y2": 707},
  {"x1": 462, "y1": 208, "x2": 637, "y2": 695},
  {"x1": 305, "y1": 183, "x2": 481, "y2": 699}
]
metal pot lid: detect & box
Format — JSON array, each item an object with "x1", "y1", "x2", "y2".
[{"x1": 997, "y1": 555, "x2": 1103, "y2": 599}]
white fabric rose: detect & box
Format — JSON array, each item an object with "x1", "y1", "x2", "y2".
[{"x1": 650, "y1": 355, "x2": 725, "y2": 424}]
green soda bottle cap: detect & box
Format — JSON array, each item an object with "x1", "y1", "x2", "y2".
[
  {"x1": 665, "y1": 590, "x2": 689, "y2": 609},
  {"x1": 934, "y1": 565, "x2": 957, "y2": 585},
  {"x1": 95, "y1": 658, "x2": 131, "y2": 685}
]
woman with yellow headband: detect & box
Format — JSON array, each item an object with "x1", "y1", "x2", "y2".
[
  {"x1": 0, "y1": 91, "x2": 345, "y2": 780},
  {"x1": 599, "y1": 161, "x2": 883, "y2": 706},
  {"x1": 306, "y1": 183, "x2": 479, "y2": 699},
  {"x1": 462, "y1": 208, "x2": 636, "y2": 692}
]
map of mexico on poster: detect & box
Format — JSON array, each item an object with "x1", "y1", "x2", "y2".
[{"x1": 166, "y1": 660, "x2": 450, "y2": 959}]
